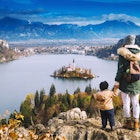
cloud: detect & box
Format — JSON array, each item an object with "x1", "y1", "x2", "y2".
[
  {"x1": 0, "y1": 8, "x2": 49, "y2": 21},
  {"x1": 0, "y1": 5, "x2": 140, "y2": 26},
  {"x1": 43, "y1": 15, "x2": 91, "y2": 25},
  {"x1": 0, "y1": 8, "x2": 48, "y2": 15},
  {"x1": 102, "y1": 13, "x2": 135, "y2": 21},
  {"x1": 101, "y1": 13, "x2": 140, "y2": 25},
  {"x1": 0, "y1": 8, "x2": 140, "y2": 26},
  {"x1": 42, "y1": 13, "x2": 140, "y2": 26},
  {"x1": 16, "y1": 9, "x2": 48, "y2": 15}
]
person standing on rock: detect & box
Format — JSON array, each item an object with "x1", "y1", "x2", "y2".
[
  {"x1": 114, "y1": 34, "x2": 140, "y2": 131},
  {"x1": 94, "y1": 81, "x2": 118, "y2": 131}
]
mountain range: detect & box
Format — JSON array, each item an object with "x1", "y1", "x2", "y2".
[{"x1": 0, "y1": 16, "x2": 140, "y2": 41}]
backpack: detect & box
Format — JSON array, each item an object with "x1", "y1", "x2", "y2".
[{"x1": 124, "y1": 60, "x2": 140, "y2": 82}]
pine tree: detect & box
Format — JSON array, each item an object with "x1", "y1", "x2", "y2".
[
  {"x1": 77, "y1": 94, "x2": 84, "y2": 108},
  {"x1": 85, "y1": 84, "x2": 92, "y2": 94},
  {"x1": 71, "y1": 98, "x2": 78, "y2": 108},
  {"x1": 20, "y1": 100, "x2": 33, "y2": 127},
  {"x1": 74, "y1": 87, "x2": 81, "y2": 94},
  {"x1": 65, "y1": 90, "x2": 71, "y2": 106},
  {"x1": 34, "y1": 90, "x2": 40, "y2": 108},
  {"x1": 49, "y1": 84, "x2": 56, "y2": 97},
  {"x1": 40, "y1": 89, "x2": 45, "y2": 107},
  {"x1": 44, "y1": 98, "x2": 49, "y2": 110}
]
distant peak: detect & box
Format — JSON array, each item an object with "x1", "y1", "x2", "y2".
[
  {"x1": 105, "y1": 19, "x2": 133, "y2": 23},
  {"x1": 102, "y1": 19, "x2": 137, "y2": 26}
]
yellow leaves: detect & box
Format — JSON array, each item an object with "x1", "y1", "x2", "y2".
[
  {"x1": 7, "y1": 111, "x2": 24, "y2": 130},
  {"x1": 0, "y1": 111, "x2": 24, "y2": 135},
  {"x1": 8, "y1": 118, "x2": 21, "y2": 129},
  {"x1": 0, "y1": 125, "x2": 18, "y2": 139},
  {"x1": 9, "y1": 131, "x2": 18, "y2": 140},
  {"x1": 26, "y1": 93, "x2": 34, "y2": 103},
  {"x1": 14, "y1": 111, "x2": 24, "y2": 121},
  {"x1": 0, "y1": 110, "x2": 67, "y2": 140},
  {"x1": 28, "y1": 131, "x2": 38, "y2": 139},
  {"x1": 0, "y1": 111, "x2": 38, "y2": 139},
  {"x1": 70, "y1": 94, "x2": 74, "y2": 100}
]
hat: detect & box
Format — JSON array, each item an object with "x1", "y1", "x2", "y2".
[{"x1": 123, "y1": 35, "x2": 136, "y2": 45}]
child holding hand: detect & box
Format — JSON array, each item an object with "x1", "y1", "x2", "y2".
[{"x1": 94, "y1": 81, "x2": 118, "y2": 131}]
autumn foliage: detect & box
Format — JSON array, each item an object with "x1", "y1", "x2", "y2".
[
  {"x1": 18, "y1": 84, "x2": 123, "y2": 127},
  {"x1": 0, "y1": 84, "x2": 124, "y2": 133}
]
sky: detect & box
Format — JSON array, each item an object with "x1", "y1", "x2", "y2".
[{"x1": 0, "y1": 0, "x2": 140, "y2": 26}]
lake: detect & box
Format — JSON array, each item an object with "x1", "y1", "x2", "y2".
[{"x1": 0, "y1": 54, "x2": 117, "y2": 115}]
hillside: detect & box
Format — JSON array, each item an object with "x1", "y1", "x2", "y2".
[
  {"x1": 95, "y1": 34, "x2": 140, "y2": 59},
  {"x1": 0, "y1": 40, "x2": 19, "y2": 63}
]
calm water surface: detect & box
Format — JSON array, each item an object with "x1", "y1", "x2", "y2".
[{"x1": 0, "y1": 54, "x2": 117, "y2": 114}]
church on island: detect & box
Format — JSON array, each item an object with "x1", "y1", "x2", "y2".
[{"x1": 51, "y1": 59, "x2": 96, "y2": 79}]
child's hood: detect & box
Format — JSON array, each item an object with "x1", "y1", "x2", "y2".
[{"x1": 97, "y1": 90, "x2": 112, "y2": 100}]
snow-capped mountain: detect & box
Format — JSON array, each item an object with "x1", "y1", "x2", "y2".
[{"x1": 0, "y1": 16, "x2": 140, "y2": 41}]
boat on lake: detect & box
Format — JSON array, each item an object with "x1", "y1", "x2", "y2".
[{"x1": 51, "y1": 59, "x2": 96, "y2": 80}]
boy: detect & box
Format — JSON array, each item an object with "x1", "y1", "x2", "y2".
[{"x1": 94, "y1": 81, "x2": 118, "y2": 131}]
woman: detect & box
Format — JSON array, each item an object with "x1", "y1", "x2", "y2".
[{"x1": 114, "y1": 34, "x2": 140, "y2": 130}]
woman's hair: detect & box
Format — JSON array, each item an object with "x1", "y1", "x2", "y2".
[{"x1": 99, "y1": 81, "x2": 109, "y2": 91}]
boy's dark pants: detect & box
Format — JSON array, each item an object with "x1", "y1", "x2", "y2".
[{"x1": 100, "y1": 109, "x2": 115, "y2": 128}]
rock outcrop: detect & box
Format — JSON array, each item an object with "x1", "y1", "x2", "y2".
[
  {"x1": 0, "y1": 40, "x2": 9, "y2": 49},
  {"x1": 45, "y1": 108, "x2": 140, "y2": 140},
  {"x1": 0, "y1": 39, "x2": 19, "y2": 63},
  {"x1": 46, "y1": 117, "x2": 140, "y2": 140},
  {"x1": 21, "y1": 107, "x2": 139, "y2": 140},
  {"x1": 0, "y1": 108, "x2": 140, "y2": 140},
  {"x1": 58, "y1": 107, "x2": 87, "y2": 121}
]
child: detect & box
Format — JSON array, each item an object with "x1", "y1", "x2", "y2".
[{"x1": 94, "y1": 81, "x2": 118, "y2": 131}]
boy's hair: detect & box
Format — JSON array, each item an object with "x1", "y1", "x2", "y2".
[{"x1": 99, "y1": 81, "x2": 108, "y2": 91}]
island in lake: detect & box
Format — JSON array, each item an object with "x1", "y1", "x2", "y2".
[{"x1": 51, "y1": 59, "x2": 96, "y2": 80}]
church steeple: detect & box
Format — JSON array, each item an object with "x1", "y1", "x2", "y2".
[{"x1": 73, "y1": 59, "x2": 75, "y2": 70}]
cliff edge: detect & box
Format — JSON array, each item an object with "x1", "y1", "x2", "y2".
[
  {"x1": 0, "y1": 40, "x2": 19, "y2": 63},
  {"x1": 1, "y1": 108, "x2": 139, "y2": 140}
]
